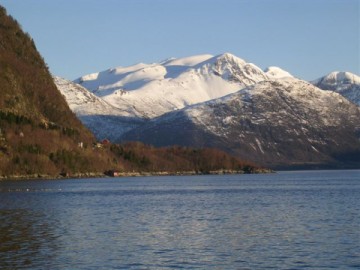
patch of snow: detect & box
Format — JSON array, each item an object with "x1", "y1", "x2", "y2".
[
  {"x1": 223, "y1": 116, "x2": 235, "y2": 125},
  {"x1": 264, "y1": 66, "x2": 294, "y2": 79},
  {"x1": 311, "y1": 146, "x2": 319, "y2": 153},
  {"x1": 255, "y1": 138, "x2": 265, "y2": 154}
]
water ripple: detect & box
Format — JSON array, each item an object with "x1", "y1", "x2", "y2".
[{"x1": 0, "y1": 171, "x2": 359, "y2": 269}]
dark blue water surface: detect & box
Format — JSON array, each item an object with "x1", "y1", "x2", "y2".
[{"x1": 1, "y1": 170, "x2": 359, "y2": 269}]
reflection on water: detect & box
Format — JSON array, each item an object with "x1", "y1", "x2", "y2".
[
  {"x1": 0, "y1": 171, "x2": 360, "y2": 269},
  {"x1": 0, "y1": 209, "x2": 59, "y2": 269}
]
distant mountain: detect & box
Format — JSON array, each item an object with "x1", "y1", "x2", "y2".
[
  {"x1": 121, "y1": 78, "x2": 360, "y2": 169},
  {"x1": 61, "y1": 53, "x2": 281, "y2": 140},
  {"x1": 57, "y1": 51, "x2": 360, "y2": 169},
  {"x1": 312, "y1": 71, "x2": 360, "y2": 105}
]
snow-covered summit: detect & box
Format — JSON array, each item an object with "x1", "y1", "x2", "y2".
[
  {"x1": 312, "y1": 71, "x2": 360, "y2": 88},
  {"x1": 312, "y1": 71, "x2": 360, "y2": 105},
  {"x1": 55, "y1": 53, "x2": 360, "y2": 165},
  {"x1": 195, "y1": 53, "x2": 269, "y2": 84},
  {"x1": 74, "y1": 53, "x2": 270, "y2": 118},
  {"x1": 264, "y1": 66, "x2": 294, "y2": 79}
]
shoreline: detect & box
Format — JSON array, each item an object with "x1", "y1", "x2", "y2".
[{"x1": 0, "y1": 168, "x2": 274, "y2": 181}]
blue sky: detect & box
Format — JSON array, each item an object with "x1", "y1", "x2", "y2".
[{"x1": 1, "y1": 0, "x2": 359, "y2": 80}]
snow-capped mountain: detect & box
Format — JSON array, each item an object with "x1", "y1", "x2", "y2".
[
  {"x1": 312, "y1": 71, "x2": 360, "y2": 105},
  {"x1": 54, "y1": 76, "x2": 144, "y2": 141},
  {"x1": 74, "y1": 53, "x2": 269, "y2": 118},
  {"x1": 121, "y1": 79, "x2": 360, "y2": 168},
  {"x1": 55, "y1": 53, "x2": 360, "y2": 168}
]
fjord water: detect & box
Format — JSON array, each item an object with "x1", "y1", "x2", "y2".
[{"x1": 1, "y1": 171, "x2": 359, "y2": 269}]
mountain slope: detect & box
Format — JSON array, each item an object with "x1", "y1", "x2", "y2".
[
  {"x1": 54, "y1": 76, "x2": 144, "y2": 141},
  {"x1": 74, "y1": 53, "x2": 269, "y2": 119},
  {"x1": 0, "y1": 11, "x2": 82, "y2": 128},
  {"x1": 121, "y1": 78, "x2": 360, "y2": 169},
  {"x1": 312, "y1": 71, "x2": 360, "y2": 105}
]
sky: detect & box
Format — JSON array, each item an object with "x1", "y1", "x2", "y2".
[{"x1": 0, "y1": 0, "x2": 359, "y2": 81}]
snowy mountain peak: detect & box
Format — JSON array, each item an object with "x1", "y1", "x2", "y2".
[
  {"x1": 196, "y1": 53, "x2": 268, "y2": 84},
  {"x1": 264, "y1": 66, "x2": 294, "y2": 79},
  {"x1": 69, "y1": 53, "x2": 359, "y2": 141},
  {"x1": 312, "y1": 71, "x2": 360, "y2": 106},
  {"x1": 197, "y1": 53, "x2": 247, "y2": 69},
  {"x1": 74, "y1": 62, "x2": 155, "y2": 94},
  {"x1": 56, "y1": 54, "x2": 360, "y2": 168},
  {"x1": 313, "y1": 71, "x2": 360, "y2": 86},
  {"x1": 215, "y1": 52, "x2": 247, "y2": 64},
  {"x1": 73, "y1": 53, "x2": 272, "y2": 119}
]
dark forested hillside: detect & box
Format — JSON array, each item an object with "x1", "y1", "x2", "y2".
[
  {"x1": 0, "y1": 7, "x2": 82, "y2": 127},
  {"x1": 0, "y1": 6, "x2": 118, "y2": 177}
]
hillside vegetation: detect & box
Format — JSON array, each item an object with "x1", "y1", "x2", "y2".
[
  {"x1": 108, "y1": 142, "x2": 264, "y2": 174},
  {"x1": 0, "y1": 6, "x2": 110, "y2": 177}
]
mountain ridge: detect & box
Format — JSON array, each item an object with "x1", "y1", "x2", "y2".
[
  {"x1": 56, "y1": 53, "x2": 360, "y2": 169},
  {"x1": 73, "y1": 53, "x2": 270, "y2": 119}
]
